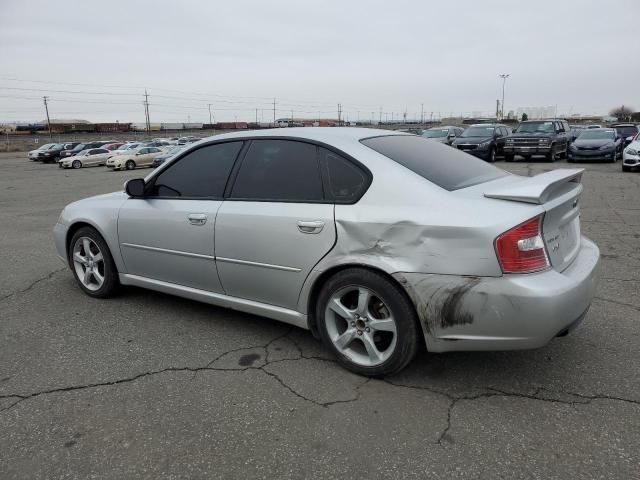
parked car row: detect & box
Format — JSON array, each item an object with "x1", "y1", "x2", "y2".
[
  {"x1": 28, "y1": 138, "x2": 193, "y2": 171},
  {"x1": 419, "y1": 120, "x2": 639, "y2": 170}
]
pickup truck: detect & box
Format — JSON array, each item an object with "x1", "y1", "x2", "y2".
[{"x1": 504, "y1": 119, "x2": 571, "y2": 162}]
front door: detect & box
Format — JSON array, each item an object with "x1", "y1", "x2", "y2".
[
  {"x1": 215, "y1": 139, "x2": 336, "y2": 309},
  {"x1": 117, "y1": 141, "x2": 244, "y2": 292}
]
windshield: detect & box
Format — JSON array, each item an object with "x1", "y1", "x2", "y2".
[
  {"x1": 37, "y1": 143, "x2": 55, "y2": 150},
  {"x1": 515, "y1": 121, "x2": 554, "y2": 133},
  {"x1": 361, "y1": 135, "x2": 507, "y2": 191},
  {"x1": 577, "y1": 130, "x2": 615, "y2": 140},
  {"x1": 461, "y1": 126, "x2": 495, "y2": 138},
  {"x1": 72, "y1": 144, "x2": 87, "y2": 152},
  {"x1": 422, "y1": 129, "x2": 449, "y2": 138}
]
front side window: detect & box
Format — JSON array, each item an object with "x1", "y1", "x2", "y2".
[
  {"x1": 149, "y1": 142, "x2": 242, "y2": 198},
  {"x1": 230, "y1": 140, "x2": 323, "y2": 202}
]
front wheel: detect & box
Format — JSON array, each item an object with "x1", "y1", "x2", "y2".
[
  {"x1": 68, "y1": 227, "x2": 119, "y2": 298},
  {"x1": 316, "y1": 268, "x2": 420, "y2": 376},
  {"x1": 546, "y1": 145, "x2": 556, "y2": 162},
  {"x1": 125, "y1": 160, "x2": 136, "y2": 170},
  {"x1": 487, "y1": 147, "x2": 496, "y2": 163},
  {"x1": 504, "y1": 153, "x2": 515, "y2": 162}
]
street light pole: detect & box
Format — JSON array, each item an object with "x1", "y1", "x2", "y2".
[{"x1": 499, "y1": 74, "x2": 510, "y2": 120}]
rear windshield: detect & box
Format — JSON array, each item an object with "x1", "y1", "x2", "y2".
[
  {"x1": 361, "y1": 135, "x2": 508, "y2": 191},
  {"x1": 615, "y1": 126, "x2": 638, "y2": 137}
]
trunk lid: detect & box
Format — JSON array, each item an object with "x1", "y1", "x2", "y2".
[{"x1": 484, "y1": 169, "x2": 584, "y2": 272}]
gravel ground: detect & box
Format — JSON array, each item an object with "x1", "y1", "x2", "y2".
[{"x1": 1, "y1": 151, "x2": 639, "y2": 479}]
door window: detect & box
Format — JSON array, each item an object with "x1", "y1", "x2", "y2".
[
  {"x1": 230, "y1": 140, "x2": 323, "y2": 202},
  {"x1": 149, "y1": 142, "x2": 242, "y2": 198}
]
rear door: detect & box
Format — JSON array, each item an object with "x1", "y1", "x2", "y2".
[
  {"x1": 117, "y1": 142, "x2": 243, "y2": 292},
  {"x1": 215, "y1": 139, "x2": 336, "y2": 309}
]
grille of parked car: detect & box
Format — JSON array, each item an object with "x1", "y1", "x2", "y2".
[{"x1": 511, "y1": 138, "x2": 542, "y2": 146}]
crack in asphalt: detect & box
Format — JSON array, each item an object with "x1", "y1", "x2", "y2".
[
  {"x1": 0, "y1": 329, "x2": 369, "y2": 413},
  {"x1": 0, "y1": 267, "x2": 67, "y2": 302},
  {"x1": 594, "y1": 296, "x2": 640, "y2": 312},
  {"x1": 380, "y1": 380, "x2": 640, "y2": 447}
]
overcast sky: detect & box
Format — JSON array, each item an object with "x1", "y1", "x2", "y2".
[{"x1": 1, "y1": 0, "x2": 638, "y2": 123}]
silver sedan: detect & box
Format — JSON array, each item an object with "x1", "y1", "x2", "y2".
[{"x1": 53, "y1": 128, "x2": 599, "y2": 375}]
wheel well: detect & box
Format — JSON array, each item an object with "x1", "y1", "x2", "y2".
[
  {"x1": 306, "y1": 264, "x2": 420, "y2": 339},
  {"x1": 65, "y1": 222, "x2": 93, "y2": 257}
]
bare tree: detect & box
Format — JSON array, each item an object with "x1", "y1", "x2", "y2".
[{"x1": 609, "y1": 105, "x2": 634, "y2": 122}]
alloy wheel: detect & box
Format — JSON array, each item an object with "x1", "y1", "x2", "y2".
[
  {"x1": 324, "y1": 286, "x2": 398, "y2": 367},
  {"x1": 72, "y1": 237, "x2": 105, "y2": 291}
]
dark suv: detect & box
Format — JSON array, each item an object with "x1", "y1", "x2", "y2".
[
  {"x1": 504, "y1": 119, "x2": 571, "y2": 162},
  {"x1": 36, "y1": 142, "x2": 80, "y2": 163},
  {"x1": 452, "y1": 124, "x2": 510, "y2": 162},
  {"x1": 59, "y1": 140, "x2": 118, "y2": 159}
]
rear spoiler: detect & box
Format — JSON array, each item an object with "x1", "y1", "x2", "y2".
[{"x1": 484, "y1": 169, "x2": 584, "y2": 204}]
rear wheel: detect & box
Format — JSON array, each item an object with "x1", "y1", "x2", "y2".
[
  {"x1": 125, "y1": 160, "x2": 136, "y2": 170},
  {"x1": 316, "y1": 268, "x2": 420, "y2": 376},
  {"x1": 68, "y1": 227, "x2": 119, "y2": 298},
  {"x1": 72, "y1": 160, "x2": 82, "y2": 169}
]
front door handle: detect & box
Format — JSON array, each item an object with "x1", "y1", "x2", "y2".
[
  {"x1": 297, "y1": 220, "x2": 324, "y2": 234},
  {"x1": 188, "y1": 213, "x2": 207, "y2": 226}
]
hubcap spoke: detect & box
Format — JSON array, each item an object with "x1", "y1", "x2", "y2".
[
  {"x1": 92, "y1": 270, "x2": 104, "y2": 287},
  {"x1": 361, "y1": 333, "x2": 383, "y2": 363},
  {"x1": 334, "y1": 328, "x2": 357, "y2": 351},
  {"x1": 356, "y1": 288, "x2": 371, "y2": 316},
  {"x1": 82, "y1": 238, "x2": 91, "y2": 256},
  {"x1": 328, "y1": 297, "x2": 355, "y2": 321},
  {"x1": 73, "y1": 252, "x2": 87, "y2": 265},
  {"x1": 368, "y1": 317, "x2": 396, "y2": 333},
  {"x1": 92, "y1": 251, "x2": 103, "y2": 263},
  {"x1": 83, "y1": 268, "x2": 93, "y2": 285}
]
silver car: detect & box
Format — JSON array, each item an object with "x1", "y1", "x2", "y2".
[{"x1": 53, "y1": 128, "x2": 599, "y2": 375}]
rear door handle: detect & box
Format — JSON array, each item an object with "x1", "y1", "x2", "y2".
[
  {"x1": 297, "y1": 220, "x2": 324, "y2": 234},
  {"x1": 188, "y1": 213, "x2": 207, "y2": 226}
]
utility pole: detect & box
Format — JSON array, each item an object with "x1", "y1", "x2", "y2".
[
  {"x1": 337, "y1": 103, "x2": 342, "y2": 126},
  {"x1": 43, "y1": 96, "x2": 52, "y2": 141},
  {"x1": 273, "y1": 98, "x2": 276, "y2": 126},
  {"x1": 143, "y1": 90, "x2": 151, "y2": 134},
  {"x1": 208, "y1": 104, "x2": 213, "y2": 125},
  {"x1": 255, "y1": 108, "x2": 258, "y2": 124},
  {"x1": 499, "y1": 74, "x2": 509, "y2": 120},
  {"x1": 420, "y1": 103, "x2": 424, "y2": 124},
  {"x1": 379, "y1": 106, "x2": 382, "y2": 125}
]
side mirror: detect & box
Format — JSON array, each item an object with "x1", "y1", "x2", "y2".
[{"x1": 125, "y1": 178, "x2": 146, "y2": 197}]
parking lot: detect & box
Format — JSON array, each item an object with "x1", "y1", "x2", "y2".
[{"x1": 1, "y1": 151, "x2": 639, "y2": 478}]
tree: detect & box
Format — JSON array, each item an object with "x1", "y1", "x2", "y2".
[
  {"x1": 521, "y1": 112, "x2": 528, "y2": 122},
  {"x1": 609, "y1": 105, "x2": 634, "y2": 122}
]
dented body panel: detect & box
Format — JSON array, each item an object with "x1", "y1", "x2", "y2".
[{"x1": 392, "y1": 237, "x2": 599, "y2": 352}]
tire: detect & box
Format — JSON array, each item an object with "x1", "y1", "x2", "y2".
[
  {"x1": 316, "y1": 268, "x2": 420, "y2": 376},
  {"x1": 487, "y1": 147, "x2": 496, "y2": 163},
  {"x1": 125, "y1": 160, "x2": 136, "y2": 170},
  {"x1": 504, "y1": 153, "x2": 514, "y2": 162},
  {"x1": 72, "y1": 160, "x2": 82, "y2": 169},
  {"x1": 68, "y1": 227, "x2": 119, "y2": 298},
  {"x1": 622, "y1": 165, "x2": 631, "y2": 172},
  {"x1": 546, "y1": 145, "x2": 555, "y2": 162},
  {"x1": 609, "y1": 151, "x2": 616, "y2": 163}
]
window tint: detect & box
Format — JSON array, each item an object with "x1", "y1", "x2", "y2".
[
  {"x1": 320, "y1": 148, "x2": 368, "y2": 202},
  {"x1": 149, "y1": 142, "x2": 242, "y2": 198},
  {"x1": 231, "y1": 140, "x2": 323, "y2": 201},
  {"x1": 361, "y1": 135, "x2": 508, "y2": 191}
]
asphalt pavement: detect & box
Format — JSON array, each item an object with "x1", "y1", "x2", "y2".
[{"x1": 1, "y1": 151, "x2": 639, "y2": 479}]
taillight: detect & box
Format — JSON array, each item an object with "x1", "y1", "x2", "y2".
[{"x1": 495, "y1": 215, "x2": 550, "y2": 274}]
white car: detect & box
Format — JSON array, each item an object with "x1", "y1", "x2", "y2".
[
  {"x1": 28, "y1": 143, "x2": 57, "y2": 161},
  {"x1": 111, "y1": 142, "x2": 143, "y2": 155},
  {"x1": 106, "y1": 147, "x2": 164, "y2": 171},
  {"x1": 59, "y1": 148, "x2": 113, "y2": 169},
  {"x1": 622, "y1": 134, "x2": 640, "y2": 172}
]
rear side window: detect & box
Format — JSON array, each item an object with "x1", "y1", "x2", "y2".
[
  {"x1": 149, "y1": 142, "x2": 242, "y2": 198},
  {"x1": 320, "y1": 148, "x2": 368, "y2": 203},
  {"x1": 230, "y1": 140, "x2": 323, "y2": 202},
  {"x1": 361, "y1": 135, "x2": 508, "y2": 191}
]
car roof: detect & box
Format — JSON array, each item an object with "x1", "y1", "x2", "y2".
[
  {"x1": 201, "y1": 127, "x2": 407, "y2": 144},
  {"x1": 468, "y1": 123, "x2": 502, "y2": 127}
]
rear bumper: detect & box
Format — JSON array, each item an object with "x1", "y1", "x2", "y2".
[{"x1": 394, "y1": 236, "x2": 600, "y2": 353}]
